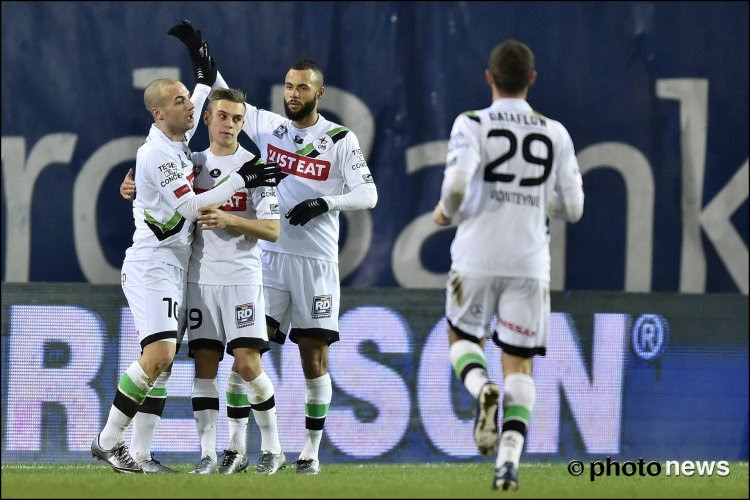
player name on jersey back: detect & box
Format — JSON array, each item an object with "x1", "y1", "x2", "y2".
[{"x1": 267, "y1": 144, "x2": 330, "y2": 181}]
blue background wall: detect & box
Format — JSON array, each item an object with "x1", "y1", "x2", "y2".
[{"x1": 2, "y1": 1, "x2": 748, "y2": 292}]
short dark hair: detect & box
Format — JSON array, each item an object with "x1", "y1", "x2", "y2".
[
  {"x1": 291, "y1": 58, "x2": 324, "y2": 86},
  {"x1": 488, "y1": 40, "x2": 535, "y2": 94},
  {"x1": 207, "y1": 87, "x2": 246, "y2": 113}
]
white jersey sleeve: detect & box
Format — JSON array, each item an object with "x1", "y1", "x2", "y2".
[
  {"x1": 143, "y1": 146, "x2": 197, "y2": 212},
  {"x1": 185, "y1": 83, "x2": 212, "y2": 144},
  {"x1": 252, "y1": 185, "x2": 280, "y2": 220},
  {"x1": 548, "y1": 126, "x2": 584, "y2": 222},
  {"x1": 321, "y1": 133, "x2": 378, "y2": 211},
  {"x1": 440, "y1": 113, "x2": 483, "y2": 217}
]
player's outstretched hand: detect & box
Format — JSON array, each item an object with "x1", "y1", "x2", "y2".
[
  {"x1": 236, "y1": 157, "x2": 284, "y2": 188},
  {"x1": 167, "y1": 20, "x2": 204, "y2": 52},
  {"x1": 120, "y1": 168, "x2": 136, "y2": 201},
  {"x1": 167, "y1": 20, "x2": 216, "y2": 86},
  {"x1": 286, "y1": 198, "x2": 329, "y2": 226}
]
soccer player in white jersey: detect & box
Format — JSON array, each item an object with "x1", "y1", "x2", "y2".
[
  {"x1": 433, "y1": 40, "x2": 584, "y2": 490},
  {"x1": 184, "y1": 87, "x2": 287, "y2": 476},
  {"x1": 168, "y1": 20, "x2": 378, "y2": 475},
  {"x1": 120, "y1": 67, "x2": 288, "y2": 476},
  {"x1": 92, "y1": 64, "x2": 284, "y2": 473}
]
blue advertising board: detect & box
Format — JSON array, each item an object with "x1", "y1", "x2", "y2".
[
  {"x1": 1, "y1": 285, "x2": 747, "y2": 463},
  {"x1": 1, "y1": 2, "x2": 748, "y2": 292}
]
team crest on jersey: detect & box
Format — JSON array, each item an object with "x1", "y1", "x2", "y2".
[
  {"x1": 273, "y1": 125, "x2": 288, "y2": 138},
  {"x1": 193, "y1": 163, "x2": 203, "y2": 176},
  {"x1": 311, "y1": 295, "x2": 332, "y2": 319},
  {"x1": 209, "y1": 168, "x2": 221, "y2": 178},
  {"x1": 236, "y1": 303, "x2": 255, "y2": 327},
  {"x1": 314, "y1": 136, "x2": 329, "y2": 152}
]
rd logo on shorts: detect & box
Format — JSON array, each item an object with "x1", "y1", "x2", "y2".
[
  {"x1": 235, "y1": 303, "x2": 255, "y2": 328},
  {"x1": 311, "y1": 295, "x2": 332, "y2": 319}
]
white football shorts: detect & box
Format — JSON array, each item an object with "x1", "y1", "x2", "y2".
[
  {"x1": 186, "y1": 283, "x2": 270, "y2": 360},
  {"x1": 262, "y1": 251, "x2": 340, "y2": 345},
  {"x1": 445, "y1": 270, "x2": 550, "y2": 357},
  {"x1": 121, "y1": 260, "x2": 187, "y2": 351}
]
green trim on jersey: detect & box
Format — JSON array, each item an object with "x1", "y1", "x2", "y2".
[
  {"x1": 295, "y1": 126, "x2": 351, "y2": 158},
  {"x1": 462, "y1": 110, "x2": 481, "y2": 123},
  {"x1": 144, "y1": 210, "x2": 183, "y2": 232}
]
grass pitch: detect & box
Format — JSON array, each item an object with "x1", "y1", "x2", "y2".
[{"x1": 1, "y1": 462, "x2": 747, "y2": 498}]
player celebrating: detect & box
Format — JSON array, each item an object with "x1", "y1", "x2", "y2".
[
  {"x1": 120, "y1": 85, "x2": 287, "y2": 474},
  {"x1": 93, "y1": 68, "x2": 283, "y2": 473},
  {"x1": 168, "y1": 20, "x2": 378, "y2": 475},
  {"x1": 433, "y1": 40, "x2": 584, "y2": 490}
]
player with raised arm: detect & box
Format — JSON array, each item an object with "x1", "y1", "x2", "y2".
[
  {"x1": 168, "y1": 20, "x2": 378, "y2": 475},
  {"x1": 120, "y1": 37, "x2": 287, "y2": 475},
  {"x1": 92, "y1": 54, "x2": 283, "y2": 473},
  {"x1": 433, "y1": 40, "x2": 584, "y2": 490}
]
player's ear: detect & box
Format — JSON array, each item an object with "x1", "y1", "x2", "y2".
[
  {"x1": 484, "y1": 69, "x2": 494, "y2": 88},
  {"x1": 203, "y1": 110, "x2": 210, "y2": 125},
  {"x1": 528, "y1": 70, "x2": 538, "y2": 88},
  {"x1": 317, "y1": 85, "x2": 325, "y2": 101}
]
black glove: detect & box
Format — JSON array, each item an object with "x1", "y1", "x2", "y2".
[
  {"x1": 236, "y1": 158, "x2": 284, "y2": 188},
  {"x1": 167, "y1": 20, "x2": 217, "y2": 86},
  {"x1": 286, "y1": 198, "x2": 329, "y2": 226}
]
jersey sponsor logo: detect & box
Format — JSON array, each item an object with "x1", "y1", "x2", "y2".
[
  {"x1": 311, "y1": 294, "x2": 332, "y2": 319},
  {"x1": 173, "y1": 184, "x2": 191, "y2": 198},
  {"x1": 260, "y1": 190, "x2": 277, "y2": 198},
  {"x1": 158, "y1": 162, "x2": 183, "y2": 187},
  {"x1": 209, "y1": 168, "x2": 221, "y2": 178},
  {"x1": 293, "y1": 134, "x2": 304, "y2": 144},
  {"x1": 500, "y1": 318, "x2": 536, "y2": 337},
  {"x1": 362, "y1": 173, "x2": 374, "y2": 183},
  {"x1": 270, "y1": 203, "x2": 279, "y2": 215},
  {"x1": 267, "y1": 144, "x2": 331, "y2": 181},
  {"x1": 351, "y1": 161, "x2": 368, "y2": 170},
  {"x1": 235, "y1": 302, "x2": 255, "y2": 327},
  {"x1": 195, "y1": 187, "x2": 247, "y2": 211},
  {"x1": 273, "y1": 125, "x2": 288, "y2": 138}
]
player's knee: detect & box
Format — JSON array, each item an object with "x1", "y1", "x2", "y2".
[{"x1": 232, "y1": 348, "x2": 262, "y2": 380}]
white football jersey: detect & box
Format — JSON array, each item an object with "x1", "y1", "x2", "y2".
[
  {"x1": 187, "y1": 146, "x2": 280, "y2": 286},
  {"x1": 124, "y1": 124, "x2": 197, "y2": 270},
  {"x1": 241, "y1": 106, "x2": 375, "y2": 262},
  {"x1": 444, "y1": 98, "x2": 584, "y2": 281}
]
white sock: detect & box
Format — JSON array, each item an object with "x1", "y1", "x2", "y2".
[
  {"x1": 130, "y1": 371, "x2": 170, "y2": 463},
  {"x1": 449, "y1": 340, "x2": 490, "y2": 399},
  {"x1": 496, "y1": 373, "x2": 535, "y2": 468},
  {"x1": 99, "y1": 361, "x2": 153, "y2": 450},
  {"x1": 226, "y1": 370, "x2": 249, "y2": 455},
  {"x1": 246, "y1": 371, "x2": 281, "y2": 454},
  {"x1": 299, "y1": 373, "x2": 332, "y2": 461},
  {"x1": 192, "y1": 377, "x2": 219, "y2": 462}
]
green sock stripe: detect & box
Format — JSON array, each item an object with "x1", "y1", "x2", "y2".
[
  {"x1": 305, "y1": 403, "x2": 330, "y2": 418},
  {"x1": 453, "y1": 353, "x2": 487, "y2": 378},
  {"x1": 226, "y1": 392, "x2": 250, "y2": 407},
  {"x1": 503, "y1": 405, "x2": 531, "y2": 424},
  {"x1": 118, "y1": 373, "x2": 148, "y2": 404},
  {"x1": 148, "y1": 387, "x2": 167, "y2": 398}
]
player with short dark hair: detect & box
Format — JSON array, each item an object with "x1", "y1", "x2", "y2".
[
  {"x1": 433, "y1": 39, "x2": 584, "y2": 490},
  {"x1": 168, "y1": 20, "x2": 378, "y2": 475}
]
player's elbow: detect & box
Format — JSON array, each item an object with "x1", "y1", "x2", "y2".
[{"x1": 565, "y1": 204, "x2": 584, "y2": 223}]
